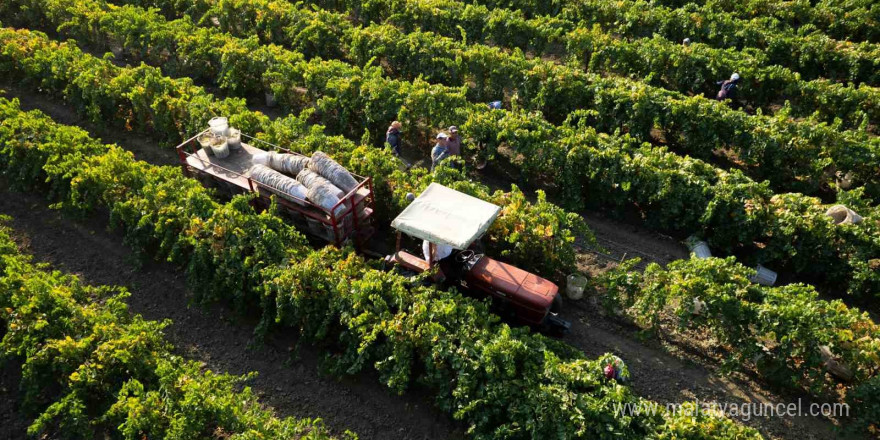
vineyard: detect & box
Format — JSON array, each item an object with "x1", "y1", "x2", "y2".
[{"x1": 0, "y1": 0, "x2": 877, "y2": 438}]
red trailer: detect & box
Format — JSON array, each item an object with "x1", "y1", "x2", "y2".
[
  {"x1": 386, "y1": 183, "x2": 569, "y2": 334},
  {"x1": 175, "y1": 129, "x2": 375, "y2": 248}
]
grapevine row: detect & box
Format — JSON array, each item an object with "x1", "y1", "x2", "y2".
[
  {"x1": 0, "y1": 217, "x2": 347, "y2": 438},
  {"x1": 98, "y1": 0, "x2": 880, "y2": 200},
  {"x1": 449, "y1": 0, "x2": 880, "y2": 85},
  {"x1": 0, "y1": 24, "x2": 876, "y2": 302},
  {"x1": 0, "y1": 96, "x2": 762, "y2": 439},
  {"x1": 652, "y1": 0, "x2": 880, "y2": 44},
  {"x1": 317, "y1": 0, "x2": 880, "y2": 125}
]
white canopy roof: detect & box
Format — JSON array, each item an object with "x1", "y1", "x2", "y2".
[{"x1": 391, "y1": 183, "x2": 501, "y2": 249}]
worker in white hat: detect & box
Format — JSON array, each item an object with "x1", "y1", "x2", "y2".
[
  {"x1": 430, "y1": 132, "x2": 450, "y2": 171},
  {"x1": 716, "y1": 72, "x2": 741, "y2": 104}
]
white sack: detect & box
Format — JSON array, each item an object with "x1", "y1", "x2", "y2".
[
  {"x1": 307, "y1": 184, "x2": 346, "y2": 218},
  {"x1": 296, "y1": 169, "x2": 345, "y2": 199},
  {"x1": 249, "y1": 164, "x2": 307, "y2": 204},
  {"x1": 310, "y1": 151, "x2": 358, "y2": 193},
  {"x1": 253, "y1": 151, "x2": 310, "y2": 176}
]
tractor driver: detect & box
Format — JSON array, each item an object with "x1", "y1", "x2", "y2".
[{"x1": 423, "y1": 239, "x2": 456, "y2": 279}]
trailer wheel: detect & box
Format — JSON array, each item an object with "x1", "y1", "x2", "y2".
[{"x1": 551, "y1": 293, "x2": 563, "y2": 313}]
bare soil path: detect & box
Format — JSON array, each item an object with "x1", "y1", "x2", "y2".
[{"x1": 0, "y1": 359, "x2": 29, "y2": 440}]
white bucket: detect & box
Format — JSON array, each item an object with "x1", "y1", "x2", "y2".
[
  {"x1": 197, "y1": 133, "x2": 214, "y2": 155},
  {"x1": 265, "y1": 92, "x2": 277, "y2": 108},
  {"x1": 211, "y1": 138, "x2": 230, "y2": 159},
  {"x1": 227, "y1": 128, "x2": 242, "y2": 150},
  {"x1": 209, "y1": 117, "x2": 229, "y2": 136},
  {"x1": 685, "y1": 236, "x2": 711, "y2": 259},
  {"x1": 750, "y1": 264, "x2": 777, "y2": 286},
  {"x1": 566, "y1": 274, "x2": 588, "y2": 300},
  {"x1": 825, "y1": 205, "x2": 863, "y2": 225}
]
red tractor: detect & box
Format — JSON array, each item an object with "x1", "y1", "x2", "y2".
[{"x1": 386, "y1": 183, "x2": 569, "y2": 334}]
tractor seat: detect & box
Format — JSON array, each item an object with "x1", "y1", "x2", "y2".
[{"x1": 394, "y1": 250, "x2": 430, "y2": 273}]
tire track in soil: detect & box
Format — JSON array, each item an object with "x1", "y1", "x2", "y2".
[{"x1": 0, "y1": 358, "x2": 29, "y2": 440}]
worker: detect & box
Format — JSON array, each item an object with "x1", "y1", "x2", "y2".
[
  {"x1": 716, "y1": 73, "x2": 741, "y2": 103},
  {"x1": 422, "y1": 240, "x2": 453, "y2": 266},
  {"x1": 446, "y1": 126, "x2": 461, "y2": 156},
  {"x1": 386, "y1": 121, "x2": 403, "y2": 157},
  {"x1": 422, "y1": 239, "x2": 455, "y2": 281},
  {"x1": 431, "y1": 132, "x2": 450, "y2": 171},
  {"x1": 602, "y1": 355, "x2": 630, "y2": 384}
]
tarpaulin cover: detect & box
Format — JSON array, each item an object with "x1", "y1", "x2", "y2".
[{"x1": 391, "y1": 183, "x2": 500, "y2": 249}]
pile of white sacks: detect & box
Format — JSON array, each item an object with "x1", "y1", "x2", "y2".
[{"x1": 250, "y1": 151, "x2": 358, "y2": 217}]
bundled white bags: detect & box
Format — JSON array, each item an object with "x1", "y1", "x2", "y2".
[
  {"x1": 249, "y1": 164, "x2": 307, "y2": 204},
  {"x1": 307, "y1": 185, "x2": 347, "y2": 218},
  {"x1": 310, "y1": 151, "x2": 358, "y2": 193},
  {"x1": 296, "y1": 169, "x2": 348, "y2": 216},
  {"x1": 250, "y1": 150, "x2": 357, "y2": 219},
  {"x1": 296, "y1": 169, "x2": 344, "y2": 198},
  {"x1": 253, "y1": 152, "x2": 311, "y2": 176}
]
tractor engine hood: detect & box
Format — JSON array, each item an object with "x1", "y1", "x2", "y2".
[{"x1": 465, "y1": 256, "x2": 558, "y2": 323}]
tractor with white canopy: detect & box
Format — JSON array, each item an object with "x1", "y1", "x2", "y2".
[{"x1": 387, "y1": 183, "x2": 570, "y2": 334}]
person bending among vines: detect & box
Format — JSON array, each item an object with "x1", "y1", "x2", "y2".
[{"x1": 716, "y1": 73, "x2": 742, "y2": 108}]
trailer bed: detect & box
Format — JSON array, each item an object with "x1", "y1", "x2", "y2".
[
  {"x1": 177, "y1": 130, "x2": 375, "y2": 248},
  {"x1": 185, "y1": 141, "x2": 259, "y2": 190}
]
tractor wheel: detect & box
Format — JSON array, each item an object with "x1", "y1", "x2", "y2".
[{"x1": 551, "y1": 293, "x2": 563, "y2": 313}]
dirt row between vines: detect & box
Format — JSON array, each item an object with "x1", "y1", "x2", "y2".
[{"x1": 0, "y1": 85, "x2": 849, "y2": 439}]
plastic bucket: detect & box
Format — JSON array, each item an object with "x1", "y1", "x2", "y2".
[
  {"x1": 209, "y1": 116, "x2": 229, "y2": 136},
  {"x1": 265, "y1": 92, "x2": 277, "y2": 108},
  {"x1": 211, "y1": 139, "x2": 230, "y2": 159},
  {"x1": 825, "y1": 205, "x2": 863, "y2": 225},
  {"x1": 566, "y1": 274, "x2": 588, "y2": 300},
  {"x1": 750, "y1": 264, "x2": 777, "y2": 286},
  {"x1": 227, "y1": 128, "x2": 242, "y2": 150},
  {"x1": 197, "y1": 133, "x2": 214, "y2": 155},
  {"x1": 685, "y1": 236, "x2": 711, "y2": 259}
]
